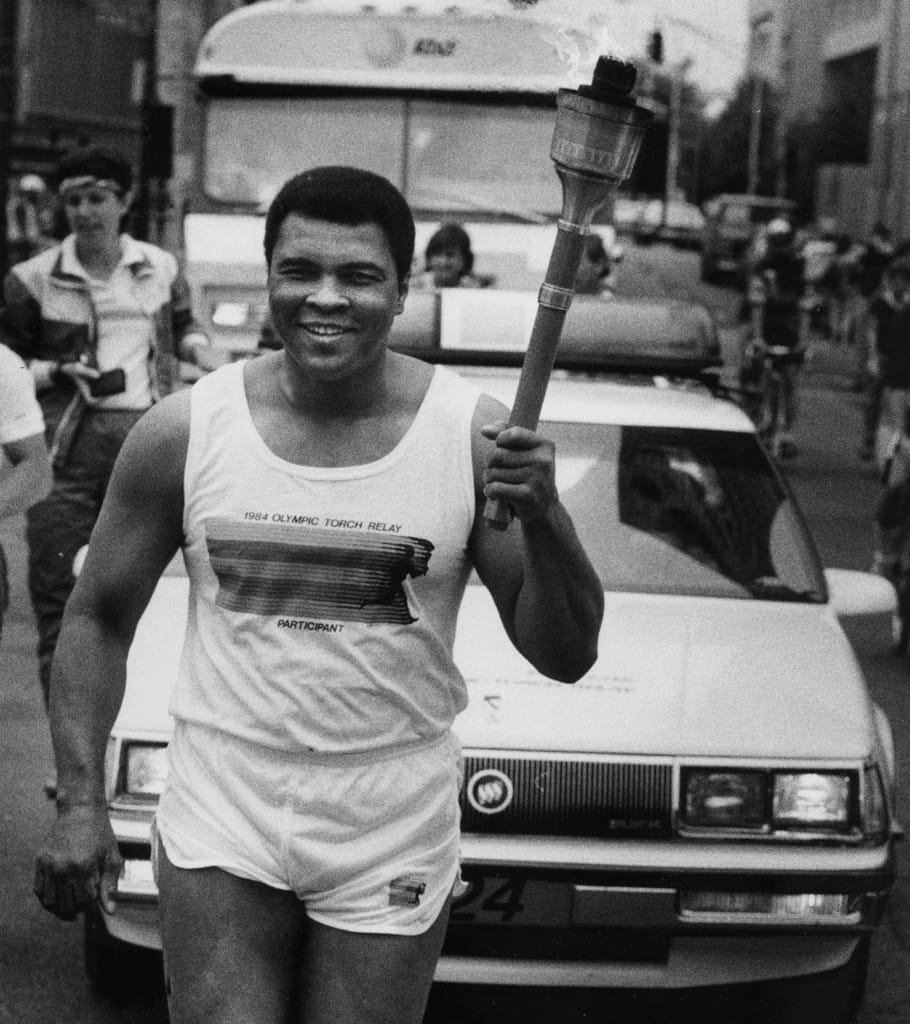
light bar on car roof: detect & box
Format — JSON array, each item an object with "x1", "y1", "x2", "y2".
[{"x1": 390, "y1": 290, "x2": 721, "y2": 376}]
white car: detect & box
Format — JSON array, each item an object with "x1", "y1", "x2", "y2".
[
  {"x1": 631, "y1": 199, "x2": 706, "y2": 249},
  {"x1": 89, "y1": 298, "x2": 899, "y2": 1024}
]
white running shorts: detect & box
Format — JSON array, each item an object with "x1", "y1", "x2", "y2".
[{"x1": 154, "y1": 721, "x2": 463, "y2": 935}]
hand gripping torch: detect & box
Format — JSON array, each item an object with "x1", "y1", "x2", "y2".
[{"x1": 484, "y1": 56, "x2": 653, "y2": 529}]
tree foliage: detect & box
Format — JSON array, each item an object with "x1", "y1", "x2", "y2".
[
  {"x1": 627, "y1": 66, "x2": 709, "y2": 199},
  {"x1": 696, "y1": 76, "x2": 780, "y2": 201}
]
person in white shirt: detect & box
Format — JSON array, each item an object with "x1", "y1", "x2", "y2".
[
  {"x1": 0, "y1": 342, "x2": 51, "y2": 642},
  {"x1": 0, "y1": 145, "x2": 217, "y2": 706}
]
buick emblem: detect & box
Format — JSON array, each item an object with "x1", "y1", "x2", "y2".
[{"x1": 466, "y1": 768, "x2": 514, "y2": 815}]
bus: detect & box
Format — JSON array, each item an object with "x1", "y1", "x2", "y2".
[{"x1": 184, "y1": 0, "x2": 666, "y2": 361}]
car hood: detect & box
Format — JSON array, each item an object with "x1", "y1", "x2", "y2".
[
  {"x1": 120, "y1": 576, "x2": 188, "y2": 737},
  {"x1": 453, "y1": 587, "x2": 875, "y2": 762},
  {"x1": 118, "y1": 579, "x2": 875, "y2": 763}
]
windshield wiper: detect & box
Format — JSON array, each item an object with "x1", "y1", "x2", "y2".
[
  {"x1": 417, "y1": 185, "x2": 549, "y2": 225},
  {"x1": 749, "y1": 577, "x2": 824, "y2": 602}
]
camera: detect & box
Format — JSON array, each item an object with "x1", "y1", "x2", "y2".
[{"x1": 88, "y1": 368, "x2": 127, "y2": 397}]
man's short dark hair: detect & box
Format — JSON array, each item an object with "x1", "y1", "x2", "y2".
[
  {"x1": 55, "y1": 146, "x2": 133, "y2": 194},
  {"x1": 264, "y1": 166, "x2": 415, "y2": 282}
]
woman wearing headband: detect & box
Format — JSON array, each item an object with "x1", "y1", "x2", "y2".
[{"x1": 0, "y1": 145, "x2": 218, "y2": 721}]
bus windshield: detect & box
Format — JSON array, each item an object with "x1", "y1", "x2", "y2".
[{"x1": 204, "y1": 96, "x2": 561, "y2": 220}]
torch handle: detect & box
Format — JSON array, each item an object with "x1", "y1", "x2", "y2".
[{"x1": 483, "y1": 226, "x2": 588, "y2": 529}]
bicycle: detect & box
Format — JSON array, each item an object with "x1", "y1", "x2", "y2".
[
  {"x1": 744, "y1": 258, "x2": 812, "y2": 461},
  {"x1": 750, "y1": 341, "x2": 801, "y2": 460}
]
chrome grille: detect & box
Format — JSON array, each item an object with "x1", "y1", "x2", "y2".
[{"x1": 460, "y1": 756, "x2": 673, "y2": 839}]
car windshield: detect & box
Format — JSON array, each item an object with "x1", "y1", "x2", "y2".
[
  {"x1": 530, "y1": 422, "x2": 826, "y2": 601},
  {"x1": 204, "y1": 96, "x2": 559, "y2": 219}
]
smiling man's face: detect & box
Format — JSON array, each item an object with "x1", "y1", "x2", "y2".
[{"x1": 268, "y1": 214, "x2": 408, "y2": 382}]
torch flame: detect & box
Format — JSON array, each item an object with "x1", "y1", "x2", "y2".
[
  {"x1": 539, "y1": 24, "x2": 625, "y2": 86},
  {"x1": 525, "y1": 1, "x2": 628, "y2": 87}
]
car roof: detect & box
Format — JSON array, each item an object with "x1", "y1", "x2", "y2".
[
  {"x1": 458, "y1": 367, "x2": 756, "y2": 432},
  {"x1": 392, "y1": 294, "x2": 722, "y2": 378}
]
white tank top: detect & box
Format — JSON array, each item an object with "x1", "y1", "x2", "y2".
[{"x1": 171, "y1": 360, "x2": 480, "y2": 753}]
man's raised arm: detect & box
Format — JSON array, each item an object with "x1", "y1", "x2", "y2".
[{"x1": 468, "y1": 395, "x2": 604, "y2": 684}]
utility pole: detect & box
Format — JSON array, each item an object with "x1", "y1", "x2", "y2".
[
  {"x1": 0, "y1": 0, "x2": 17, "y2": 276},
  {"x1": 645, "y1": 15, "x2": 743, "y2": 206},
  {"x1": 135, "y1": 0, "x2": 159, "y2": 241},
  {"x1": 747, "y1": 74, "x2": 763, "y2": 195},
  {"x1": 666, "y1": 58, "x2": 693, "y2": 208}
]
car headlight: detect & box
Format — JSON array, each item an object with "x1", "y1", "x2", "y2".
[
  {"x1": 772, "y1": 772, "x2": 851, "y2": 829},
  {"x1": 683, "y1": 770, "x2": 766, "y2": 829},
  {"x1": 120, "y1": 743, "x2": 169, "y2": 799},
  {"x1": 681, "y1": 768, "x2": 857, "y2": 835}
]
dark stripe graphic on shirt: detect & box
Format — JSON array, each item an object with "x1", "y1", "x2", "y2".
[{"x1": 205, "y1": 519, "x2": 434, "y2": 624}]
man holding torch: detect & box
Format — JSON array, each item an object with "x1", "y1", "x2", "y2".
[{"x1": 34, "y1": 165, "x2": 604, "y2": 1024}]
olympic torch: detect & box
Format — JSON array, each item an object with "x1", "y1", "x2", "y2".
[{"x1": 484, "y1": 56, "x2": 653, "y2": 528}]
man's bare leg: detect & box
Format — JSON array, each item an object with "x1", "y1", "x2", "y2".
[
  {"x1": 157, "y1": 841, "x2": 309, "y2": 1024},
  {"x1": 295, "y1": 903, "x2": 450, "y2": 1024}
]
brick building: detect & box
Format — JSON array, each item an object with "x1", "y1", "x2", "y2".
[
  {"x1": 0, "y1": 0, "x2": 250, "y2": 271},
  {"x1": 749, "y1": 0, "x2": 910, "y2": 241},
  {"x1": 3, "y1": 0, "x2": 157, "y2": 175},
  {"x1": 1, "y1": 0, "x2": 157, "y2": 271}
]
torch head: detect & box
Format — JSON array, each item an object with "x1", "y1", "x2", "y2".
[
  {"x1": 578, "y1": 55, "x2": 639, "y2": 105},
  {"x1": 551, "y1": 56, "x2": 653, "y2": 228}
]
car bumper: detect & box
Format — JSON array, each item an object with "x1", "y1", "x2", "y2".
[
  {"x1": 108, "y1": 822, "x2": 895, "y2": 989},
  {"x1": 436, "y1": 833, "x2": 893, "y2": 988},
  {"x1": 102, "y1": 897, "x2": 162, "y2": 951},
  {"x1": 436, "y1": 934, "x2": 865, "y2": 988},
  {"x1": 104, "y1": 893, "x2": 873, "y2": 990}
]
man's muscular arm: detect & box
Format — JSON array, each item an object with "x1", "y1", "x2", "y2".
[
  {"x1": 468, "y1": 394, "x2": 603, "y2": 683},
  {"x1": 34, "y1": 391, "x2": 190, "y2": 920}
]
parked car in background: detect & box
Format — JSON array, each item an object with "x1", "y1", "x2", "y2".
[
  {"x1": 612, "y1": 196, "x2": 646, "y2": 236},
  {"x1": 631, "y1": 199, "x2": 706, "y2": 249},
  {"x1": 86, "y1": 293, "x2": 899, "y2": 1024},
  {"x1": 700, "y1": 193, "x2": 797, "y2": 285}
]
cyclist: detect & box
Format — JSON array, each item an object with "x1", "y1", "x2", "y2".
[
  {"x1": 746, "y1": 216, "x2": 808, "y2": 459},
  {"x1": 871, "y1": 402, "x2": 910, "y2": 654},
  {"x1": 870, "y1": 262, "x2": 910, "y2": 587},
  {"x1": 859, "y1": 256, "x2": 910, "y2": 462}
]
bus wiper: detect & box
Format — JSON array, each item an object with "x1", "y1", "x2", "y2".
[{"x1": 417, "y1": 185, "x2": 548, "y2": 225}]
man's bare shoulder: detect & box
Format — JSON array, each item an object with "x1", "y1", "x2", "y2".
[
  {"x1": 130, "y1": 387, "x2": 190, "y2": 445},
  {"x1": 84, "y1": 390, "x2": 191, "y2": 574},
  {"x1": 115, "y1": 388, "x2": 191, "y2": 491}
]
